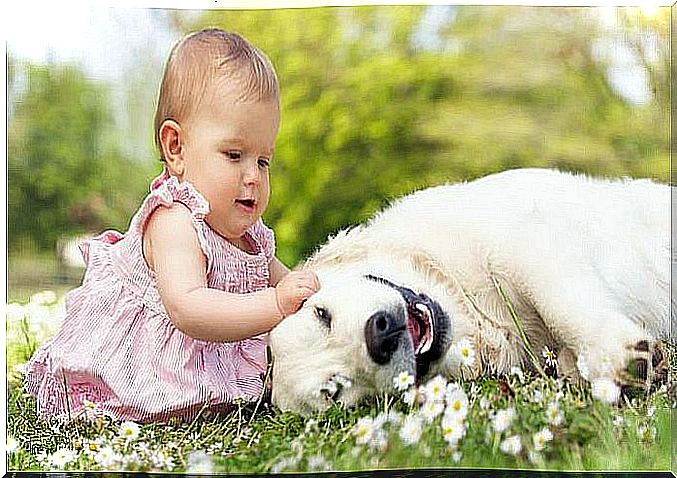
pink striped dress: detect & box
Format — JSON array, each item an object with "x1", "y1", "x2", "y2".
[{"x1": 24, "y1": 170, "x2": 274, "y2": 422}]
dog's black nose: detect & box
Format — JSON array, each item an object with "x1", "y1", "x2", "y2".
[{"x1": 365, "y1": 310, "x2": 405, "y2": 365}]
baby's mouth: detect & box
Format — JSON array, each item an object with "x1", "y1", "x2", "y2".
[{"x1": 235, "y1": 198, "x2": 256, "y2": 210}]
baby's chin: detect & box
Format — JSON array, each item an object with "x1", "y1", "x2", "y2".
[{"x1": 206, "y1": 215, "x2": 257, "y2": 241}]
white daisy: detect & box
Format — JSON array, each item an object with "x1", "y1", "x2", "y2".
[
  {"x1": 612, "y1": 415, "x2": 624, "y2": 427},
  {"x1": 307, "y1": 454, "x2": 330, "y2": 472},
  {"x1": 441, "y1": 413, "x2": 466, "y2": 446},
  {"x1": 591, "y1": 378, "x2": 620, "y2": 404},
  {"x1": 316, "y1": 379, "x2": 337, "y2": 398},
  {"x1": 638, "y1": 424, "x2": 657, "y2": 442},
  {"x1": 186, "y1": 450, "x2": 214, "y2": 474},
  {"x1": 367, "y1": 429, "x2": 389, "y2": 452},
  {"x1": 542, "y1": 346, "x2": 557, "y2": 368},
  {"x1": 421, "y1": 400, "x2": 445, "y2": 423},
  {"x1": 35, "y1": 451, "x2": 49, "y2": 465},
  {"x1": 491, "y1": 407, "x2": 516, "y2": 434},
  {"x1": 528, "y1": 450, "x2": 545, "y2": 466},
  {"x1": 49, "y1": 448, "x2": 76, "y2": 468},
  {"x1": 374, "y1": 410, "x2": 402, "y2": 428},
  {"x1": 532, "y1": 427, "x2": 553, "y2": 451},
  {"x1": 385, "y1": 410, "x2": 403, "y2": 426},
  {"x1": 271, "y1": 456, "x2": 300, "y2": 474},
  {"x1": 500, "y1": 435, "x2": 522, "y2": 455},
  {"x1": 30, "y1": 290, "x2": 57, "y2": 306},
  {"x1": 82, "y1": 439, "x2": 103, "y2": 457},
  {"x1": 305, "y1": 419, "x2": 318, "y2": 434},
  {"x1": 332, "y1": 374, "x2": 353, "y2": 390},
  {"x1": 647, "y1": 406, "x2": 656, "y2": 418},
  {"x1": 576, "y1": 354, "x2": 590, "y2": 381},
  {"x1": 532, "y1": 390, "x2": 544, "y2": 403},
  {"x1": 6, "y1": 303, "x2": 25, "y2": 323},
  {"x1": 13, "y1": 363, "x2": 27, "y2": 375},
  {"x1": 509, "y1": 366, "x2": 525, "y2": 383},
  {"x1": 82, "y1": 399, "x2": 98, "y2": 415},
  {"x1": 479, "y1": 396, "x2": 491, "y2": 410},
  {"x1": 118, "y1": 421, "x2": 141, "y2": 441},
  {"x1": 425, "y1": 375, "x2": 448, "y2": 403},
  {"x1": 394, "y1": 371, "x2": 415, "y2": 392},
  {"x1": 352, "y1": 416, "x2": 375, "y2": 445},
  {"x1": 121, "y1": 451, "x2": 143, "y2": 467},
  {"x1": 452, "y1": 450, "x2": 462, "y2": 462},
  {"x1": 546, "y1": 401, "x2": 564, "y2": 426},
  {"x1": 399, "y1": 414, "x2": 423, "y2": 446},
  {"x1": 402, "y1": 387, "x2": 417, "y2": 406},
  {"x1": 445, "y1": 388, "x2": 469, "y2": 420},
  {"x1": 6, "y1": 436, "x2": 18, "y2": 454},
  {"x1": 598, "y1": 355, "x2": 614, "y2": 375},
  {"x1": 404, "y1": 385, "x2": 427, "y2": 406},
  {"x1": 149, "y1": 449, "x2": 168, "y2": 470},
  {"x1": 162, "y1": 454, "x2": 176, "y2": 471},
  {"x1": 453, "y1": 338, "x2": 476, "y2": 368}
]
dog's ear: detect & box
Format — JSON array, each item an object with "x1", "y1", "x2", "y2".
[
  {"x1": 303, "y1": 226, "x2": 369, "y2": 269},
  {"x1": 410, "y1": 251, "x2": 461, "y2": 295}
]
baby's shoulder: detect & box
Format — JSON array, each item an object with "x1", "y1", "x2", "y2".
[
  {"x1": 146, "y1": 202, "x2": 193, "y2": 229},
  {"x1": 144, "y1": 202, "x2": 199, "y2": 246}
]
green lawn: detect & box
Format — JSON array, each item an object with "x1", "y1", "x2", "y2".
[{"x1": 5, "y1": 291, "x2": 676, "y2": 473}]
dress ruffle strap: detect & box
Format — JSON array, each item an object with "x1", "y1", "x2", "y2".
[
  {"x1": 150, "y1": 166, "x2": 171, "y2": 191},
  {"x1": 79, "y1": 230, "x2": 124, "y2": 265}
]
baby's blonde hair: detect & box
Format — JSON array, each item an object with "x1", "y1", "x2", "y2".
[{"x1": 154, "y1": 28, "x2": 279, "y2": 160}]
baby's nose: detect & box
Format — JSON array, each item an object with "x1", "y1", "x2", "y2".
[{"x1": 243, "y1": 163, "x2": 260, "y2": 184}]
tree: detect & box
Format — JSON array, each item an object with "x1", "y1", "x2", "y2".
[
  {"x1": 166, "y1": 6, "x2": 670, "y2": 265},
  {"x1": 8, "y1": 61, "x2": 152, "y2": 253}
]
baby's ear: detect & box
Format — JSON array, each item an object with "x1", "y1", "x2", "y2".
[{"x1": 159, "y1": 119, "x2": 185, "y2": 177}]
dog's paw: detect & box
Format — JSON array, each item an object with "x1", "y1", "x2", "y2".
[{"x1": 619, "y1": 340, "x2": 668, "y2": 397}]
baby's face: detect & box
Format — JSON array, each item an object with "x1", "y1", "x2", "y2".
[{"x1": 180, "y1": 82, "x2": 280, "y2": 242}]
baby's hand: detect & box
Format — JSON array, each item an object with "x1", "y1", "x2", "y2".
[{"x1": 275, "y1": 270, "x2": 320, "y2": 317}]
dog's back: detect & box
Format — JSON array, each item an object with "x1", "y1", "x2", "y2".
[{"x1": 367, "y1": 168, "x2": 671, "y2": 339}]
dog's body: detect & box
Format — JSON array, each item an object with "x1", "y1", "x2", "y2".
[{"x1": 270, "y1": 168, "x2": 672, "y2": 414}]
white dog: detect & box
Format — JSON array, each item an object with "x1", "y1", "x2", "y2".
[{"x1": 270, "y1": 168, "x2": 672, "y2": 414}]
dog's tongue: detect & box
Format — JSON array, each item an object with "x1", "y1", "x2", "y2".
[
  {"x1": 406, "y1": 302, "x2": 433, "y2": 355},
  {"x1": 406, "y1": 316, "x2": 421, "y2": 350}
]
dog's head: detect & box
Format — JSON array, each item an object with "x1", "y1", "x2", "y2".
[{"x1": 269, "y1": 268, "x2": 453, "y2": 414}]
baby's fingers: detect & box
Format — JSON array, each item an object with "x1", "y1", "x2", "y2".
[
  {"x1": 299, "y1": 270, "x2": 320, "y2": 292},
  {"x1": 297, "y1": 284, "x2": 318, "y2": 301}
]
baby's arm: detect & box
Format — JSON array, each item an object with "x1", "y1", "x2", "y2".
[{"x1": 144, "y1": 204, "x2": 317, "y2": 342}]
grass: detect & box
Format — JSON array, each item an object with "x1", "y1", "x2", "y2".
[{"x1": 5, "y1": 290, "x2": 676, "y2": 473}]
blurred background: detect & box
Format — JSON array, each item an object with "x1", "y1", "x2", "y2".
[{"x1": 6, "y1": 5, "x2": 669, "y2": 302}]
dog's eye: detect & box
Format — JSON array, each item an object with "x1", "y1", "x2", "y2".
[{"x1": 314, "y1": 306, "x2": 331, "y2": 328}]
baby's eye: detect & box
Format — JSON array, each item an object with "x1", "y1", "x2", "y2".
[
  {"x1": 224, "y1": 150, "x2": 242, "y2": 160},
  {"x1": 258, "y1": 157, "x2": 270, "y2": 168}
]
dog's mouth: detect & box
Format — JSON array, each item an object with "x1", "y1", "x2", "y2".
[
  {"x1": 406, "y1": 300, "x2": 434, "y2": 356},
  {"x1": 365, "y1": 274, "x2": 450, "y2": 380}
]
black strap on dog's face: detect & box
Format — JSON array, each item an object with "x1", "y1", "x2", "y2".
[
  {"x1": 364, "y1": 274, "x2": 420, "y2": 304},
  {"x1": 364, "y1": 274, "x2": 403, "y2": 290}
]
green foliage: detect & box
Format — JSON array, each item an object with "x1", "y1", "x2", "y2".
[
  {"x1": 7, "y1": 375, "x2": 673, "y2": 472},
  {"x1": 6, "y1": 292, "x2": 675, "y2": 472},
  {"x1": 183, "y1": 6, "x2": 668, "y2": 266},
  {"x1": 6, "y1": 7, "x2": 669, "y2": 266},
  {"x1": 7, "y1": 60, "x2": 154, "y2": 254}
]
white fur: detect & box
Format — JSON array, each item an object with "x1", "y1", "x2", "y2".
[{"x1": 270, "y1": 168, "x2": 672, "y2": 414}]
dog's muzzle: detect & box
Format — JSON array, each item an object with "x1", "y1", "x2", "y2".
[
  {"x1": 365, "y1": 308, "x2": 407, "y2": 365},
  {"x1": 363, "y1": 274, "x2": 451, "y2": 379}
]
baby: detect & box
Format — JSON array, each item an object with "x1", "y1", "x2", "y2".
[{"x1": 24, "y1": 28, "x2": 319, "y2": 422}]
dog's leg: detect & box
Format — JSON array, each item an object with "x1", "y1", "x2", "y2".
[{"x1": 503, "y1": 266, "x2": 667, "y2": 393}]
